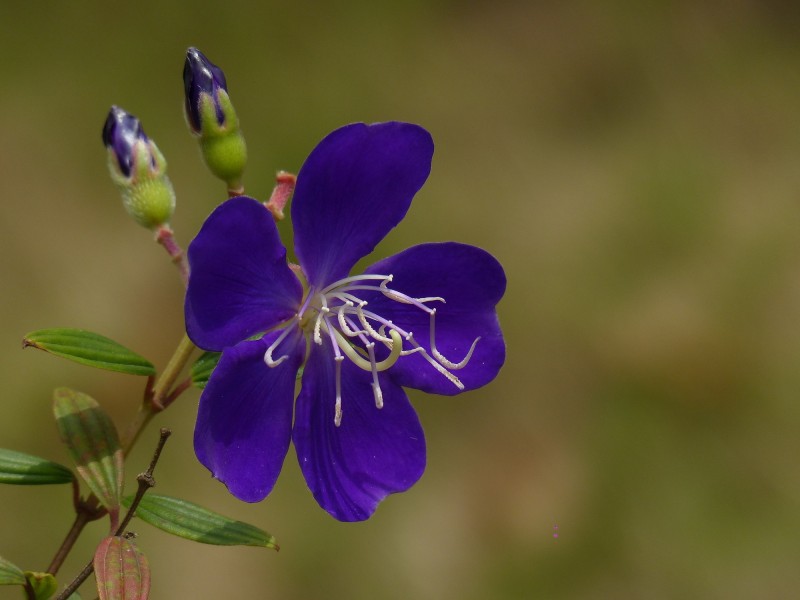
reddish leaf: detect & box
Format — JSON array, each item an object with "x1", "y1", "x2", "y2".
[
  {"x1": 53, "y1": 388, "x2": 123, "y2": 528},
  {"x1": 94, "y1": 536, "x2": 150, "y2": 600}
]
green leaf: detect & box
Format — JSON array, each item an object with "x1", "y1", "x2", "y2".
[
  {"x1": 94, "y1": 536, "x2": 150, "y2": 600},
  {"x1": 122, "y1": 493, "x2": 278, "y2": 549},
  {"x1": 53, "y1": 388, "x2": 123, "y2": 527},
  {"x1": 23, "y1": 329, "x2": 156, "y2": 376},
  {"x1": 0, "y1": 448, "x2": 74, "y2": 485},
  {"x1": 190, "y1": 351, "x2": 221, "y2": 389},
  {"x1": 24, "y1": 571, "x2": 57, "y2": 599},
  {"x1": 0, "y1": 555, "x2": 26, "y2": 586}
]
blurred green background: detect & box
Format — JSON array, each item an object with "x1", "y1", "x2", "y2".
[{"x1": 2, "y1": 1, "x2": 800, "y2": 598}]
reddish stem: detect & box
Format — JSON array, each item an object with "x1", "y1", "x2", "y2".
[
  {"x1": 264, "y1": 171, "x2": 296, "y2": 221},
  {"x1": 154, "y1": 225, "x2": 189, "y2": 286}
]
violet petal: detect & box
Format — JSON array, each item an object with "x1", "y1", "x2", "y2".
[
  {"x1": 364, "y1": 242, "x2": 506, "y2": 394},
  {"x1": 194, "y1": 330, "x2": 303, "y2": 502},
  {"x1": 293, "y1": 343, "x2": 426, "y2": 521},
  {"x1": 185, "y1": 196, "x2": 302, "y2": 351},
  {"x1": 291, "y1": 122, "x2": 434, "y2": 287}
]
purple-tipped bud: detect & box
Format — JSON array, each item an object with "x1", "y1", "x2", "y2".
[
  {"x1": 101, "y1": 106, "x2": 174, "y2": 229},
  {"x1": 102, "y1": 106, "x2": 151, "y2": 177},
  {"x1": 183, "y1": 47, "x2": 228, "y2": 134}
]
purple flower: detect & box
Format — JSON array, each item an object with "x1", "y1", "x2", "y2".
[{"x1": 186, "y1": 122, "x2": 506, "y2": 521}]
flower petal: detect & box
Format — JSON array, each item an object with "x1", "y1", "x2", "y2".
[
  {"x1": 194, "y1": 329, "x2": 303, "y2": 502},
  {"x1": 365, "y1": 242, "x2": 506, "y2": 394},
  {"x1": 293, "y1": 343, "x2": 426, "y2": 521},
  {"x1": 291, "y1": 122, "x2": 434, "y2": 287},
  {"x1": 185, "y1": 196, "x2": 303, "y2": 351}
]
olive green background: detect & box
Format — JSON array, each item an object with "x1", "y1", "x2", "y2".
[{"x1": 2, "y1": 1, "x2": 800, "y2": 598}]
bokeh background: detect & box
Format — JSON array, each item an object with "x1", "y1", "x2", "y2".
[{"x1": 2, "y1": 1, "x2": 800, "y2": 598}]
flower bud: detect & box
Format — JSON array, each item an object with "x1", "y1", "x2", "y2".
[
  {"x1": 102, "y1": 106, "x2": 176, "y2": 229},
  {"x1": 183, "y1": 48, "x2": 247, "y2": 192}
]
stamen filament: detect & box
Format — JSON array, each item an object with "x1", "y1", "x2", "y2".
[
  {"x1": 331, "y1": 327, "x2": 403, "y2": 372},
  {"x1": 338, "y1": 302, "x2": 366, "y2": 336},
  {"x1": 264, "y1": 324, "x2": 295, "y2": 367},
  {"x1": 313, "y1": 306, "x2": 329, "y2": 345},
  {"x1": 320, "y1": 274, "x2": 391, "y2": 295},
  {"x1": 334, "y1": 356, "x2": 343, "y2": 427},
  {"x1": 366, "y1": 342, "x2": 384, "y2": 409},
  {"x1": 428, "y1": 308, "x2": 481, "y2": 369}
]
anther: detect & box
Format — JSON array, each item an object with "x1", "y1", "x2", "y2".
[{"x1": 334, "y1": 354, "x2": 344, "y2": 427}]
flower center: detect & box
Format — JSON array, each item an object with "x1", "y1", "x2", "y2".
[{"x1": 264, "y1": 273, "x2": 479, "y2": 427}]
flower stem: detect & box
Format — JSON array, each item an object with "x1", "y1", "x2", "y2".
[
  {"x1": 263, "y1": 171, "x2": 295, "y2": 221},
  {"x1": 119, "y1": 333, "x2": 194, "y2": 453},
  {"x1": 151, "y1": 333, "x2": 195, "y2": 408},
  {"x1": 154, "y1": 224, "x2": 189, "y2": 286}
]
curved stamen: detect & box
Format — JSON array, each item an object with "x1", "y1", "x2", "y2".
[
  {"x1": 331, "y1": 327, "x2": 403, "y2": 372},
  {"x1": 355, "y1": 306, "x2": 393, "y2": 344},
  {"x1": 328, "y1": 291, "x2": 367, "y2": 307},
  {"x1": 379, "y1": 277, "x2": 445, "y2": 310},
  {"x1": 264, "y1": 323, "x2": 296, "y2": 367},
  {"x1": 320, "y1": 274, "x2": 391, "y2": 295},
  {"x1": 304, "y1": 271, "x2": 476, "y2": 396},
  {"x1": 428, "y1": 308, "x2": 480, "y2": 370},
  {"x1": 313, "y1": 306, "x2": 329, "y2": 345},
  {"x1": 337, "y1": 302, "x2": 366, "y2": 337}
]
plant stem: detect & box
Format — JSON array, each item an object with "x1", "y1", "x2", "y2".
[
  {"x1": 115, "y1": 428, "x2": 171, "y2": 535},
  {"x1": 46, "y1": 500, "x2": 99, "y2": 576},
  {"x1": 118, "y1": 333, "x2": 194, "y2": 453},
  {"x1": 54, "y1": 429, "x2": 171, "y2": 600},
  {"x1": 48, "y1": 335, "x2": 194, "y2": 577},
  {"x1": 154, "y1": 225, "x2": 189, "y2": 286},
  {"x1": 151, "y1": 333, "x2": 195, "y2": 408}
]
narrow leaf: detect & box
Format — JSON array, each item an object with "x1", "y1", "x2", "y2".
[
  {"x1": 0, "y1": 555, "x2": 26, "y2": 586},
  {"x1": 190, "y1": 351, "x2": 221, "y2": 389},
  {"x1": 23, "y1": 329, "x2": 156, "y2": 376},
  {"x1": 0, "y1": 448, "x2": 74, "y2": 485},
  {"x1": 53, "y1": 388, "x2": 123, "y2": 526},
  {"x1": 24, "y1": 571, "x2": 57, "y2": 599},
  {"x1": 94, "y1": 536, "x2": 150, "y2": 600},
  {"x1": 122, "y1": 493, "x2": 278, "y2": 549}
]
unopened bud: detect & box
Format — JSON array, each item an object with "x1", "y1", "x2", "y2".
[
  {"x1": 102, "y1": 106, "x2": 175, "y2": 229},
  {"x1": 183, "y1": 47, "x2": 247, "y2": 191}
]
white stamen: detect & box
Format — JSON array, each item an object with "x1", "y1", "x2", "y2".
[
  {"x1": 366, "y1": 342, "x2": 384, "y2": 409},
  {"x1": 337, "y1": 302, "x2": 365, "y2": 336},
  {"x1": 356, "y1": 306, "x2": 393, "y2": 343},
  {"x1": 428, "y1": 308, "x2": 481, "y2": 369},
  {"x1": 313, "y1": 306, "x2": 329, "y2": 345},
  {"x1": 300, "y1": 271, "x2": 480, "y2": 405},
  {"x1": 320, "y1": 274, "x2": 391, "y2": 295},
  {"x1": 264, "y1": 323, "x2": 296, "y2": 367},
  {"x1": 334, "y1": 356, "x2": 344, "y2": 427}
]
